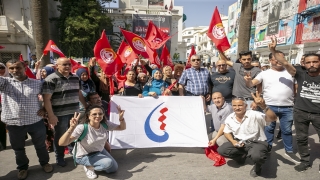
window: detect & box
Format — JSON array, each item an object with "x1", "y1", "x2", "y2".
[
  {"x1": 263, "y1": 9, "x2": 268, "y2": 17},
  {"x1": 199, "y1": 37, "x2": 201, "y2": 42},
  {"x1": 187, "y1": 39, "x2": 190, "y2": 43},
  {"x1": 230, "y1": 11, "x2": 234, "y2": 19},
  {"x1": 283, "y1": 0, "x2": 290, "y2": 9},
  {"x1": 313, "y1": 16, "x2": 320, "y2": 32},
  {"x1": 187, "y1": 53, "x2": 189, "y2": 57},
  {"x1": 0, "y1": 0, "x2": 4, "y2": 15},
  {"x1": 0, "y1": 52, "x2": 21, "y2": 64},
  {"x1": 188, "y1": 31, "x2": 191, "y2": 34}
]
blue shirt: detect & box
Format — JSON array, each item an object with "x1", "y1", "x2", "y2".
[{"x1": 179, "y1": 67, "x2": 211, "y2": 96}]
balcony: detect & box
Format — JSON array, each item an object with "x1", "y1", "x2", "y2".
[
  {"x1": 260, "y1": 0, "x2": 270, "y2": 6},
  {"x1": 178, "y1": 41, "x2": 187, "y2": 48}
]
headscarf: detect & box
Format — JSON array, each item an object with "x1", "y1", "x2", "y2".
[
  {"x1": 40, "y1": 66, "x2": 55, "y2": 81},
  {"x1": 0, "y1": 63, "x2": 9, "y2": 77},
  {"x1": 146, "y1": 69, "x2": 165, "y2": 89},
  {"x1": 76, "y1": 68, "x2": 96, "y2": 94}
]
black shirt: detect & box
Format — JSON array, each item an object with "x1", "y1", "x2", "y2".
[
  {"x1": 211, "y1": 70, "x2": 235, "y2": 101},
  {"x1": 294, "y1": 66, "x2": 320, "y2": 113},
  {"x1": 123, "y1": 82, "x2": 142, "y2": 96}
]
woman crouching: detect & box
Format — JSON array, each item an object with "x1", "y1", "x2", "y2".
[{"x1": 59, "y1": 105, "x2": 126, "y2": 179}]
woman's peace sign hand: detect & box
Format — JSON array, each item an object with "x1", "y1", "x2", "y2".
[{"x1": 70, "y1": 112, "x2": 81, "y2": 129}]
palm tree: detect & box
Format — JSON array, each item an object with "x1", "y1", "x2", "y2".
[
  {"x1": 237, "y1": 0, "x2": 253, "y2": 53},
  {"x1": 31, "y1": 0, "x2": 50, "y2": 66}
]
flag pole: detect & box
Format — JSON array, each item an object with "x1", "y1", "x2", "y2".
[{"x1": 38, "y1": 54, "x2": 44, "y2": 62}]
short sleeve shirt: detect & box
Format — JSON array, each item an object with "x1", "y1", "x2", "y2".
[
  {"x1": 211, "y1": 70, "x2": 235, "y2": 101},
  {"x1": 294, "y1": 66, "x2": 320, "y2": 113},
  {"x1": 208, "y1": 102, "x2": 233, "y2": 131},
  {"x1": 232, "y1": 63, "x2": 261, "y2": 98}
]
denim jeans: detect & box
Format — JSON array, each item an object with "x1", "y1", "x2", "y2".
[
  {"x1": 76, "y1": 149, "x2": 118, "y2": 173},
  {"x1": 293, "y1": 108, "x2": 320, "y2": 164},
  {"x1": 6, "y1": 120, "x2": 49, "y2": 170},
  {"x1": 53, "y1": 114, "x2": 74, "y2": 160},
  {"x1": 265, "y1": 106, "x2": 293, "y2": 152}
]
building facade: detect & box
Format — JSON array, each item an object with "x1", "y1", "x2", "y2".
[
  {"x1": 0, "y1": 0, "x2": 60, "y2": 63},
  {"x1": 104, "y1": 0, "x2": 186, "y2": 62}
]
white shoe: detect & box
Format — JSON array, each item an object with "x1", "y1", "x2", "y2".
[{"x1": 83, "y1": 166, "x2": 97, "y2": 179}]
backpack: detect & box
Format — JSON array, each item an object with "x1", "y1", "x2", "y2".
[{"x1": 73, "y1": 122, "x2": 108, "y2": 166}]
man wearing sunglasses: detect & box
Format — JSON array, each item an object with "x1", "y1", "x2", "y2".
[
  {"x1": 178, "y1": 55, "x2": 212, "y2": 105},
  {"x1": 42, "y1": 57, "x2": 87, "y2": 167},
  {"x1": 217, "y1": 92, "x2": 277, "y2": 177},
  {"x1": 221, "y1": 51, "x2": 262, "y2": 110},
  {"x1": 210, "y1": 60, "x2": 235, "y2": 104}
]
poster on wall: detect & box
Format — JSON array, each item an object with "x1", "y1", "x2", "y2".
[
  {"x1": 130, "y1": 0, "x2": 148, "y2": 6},
  {"x1": 132, "y1": 14, "x2": 172, "y2": 51},
  {"x1": 102, "y1": 0, "x2": 119, "y2": 8},
  {"x1": 266, "y1": 1, "x2": 281, "y2": 35},
  {"x1": 266, "y1": 21, "x2": 279, "y2": 36}
]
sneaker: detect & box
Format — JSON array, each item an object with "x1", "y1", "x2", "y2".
[
  {"x1": 276, "y1": 131, "x2": 282, "y2": 139},
  {"x1": 42, "y1": 163, "x2": 53, "y2": 173},
  {"x1": 267, "y1": 145, "x2": 272, "y2": 153},
  {"x1": 285, "y1": 152, "x2": 301, "y2": 164},
  {"x1": 294, "y1": 163, "x2": 311, "y2": 172},
  {"x1": 56, "y1": 158, "x2": 67, "y2": 167},
  {"x1": 17, "y1": 170, "x2": 28, "y2": 180},
  {"x1": 83, "y1": 166, "x2": 97, "y2": 179},
  {"x1": 250, "y1": 163, "x2": 262, "y2": 177}
]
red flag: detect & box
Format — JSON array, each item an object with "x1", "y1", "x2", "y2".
[
  {"x1": 205, "y1": 145, "x2": 226, "y2": 167},
  {"x1": 94, "y1": 30, "x2": 121, "y2": 76},
  {"x1": 120, "y1": 28, "x2": 153, "y2": 59},
  {"x1": 186, "y1": 45, "x2": 196, "y2": 69},
  {"x1": 117, "y1": 40, "x2": 138, "y2": 66},
  {"x1": 19, "y1": 54, "x2": 36, "y2": 79},
  {"x1": 149, "y1": 50, "x2": 161, "y2": 68},
  {"x1": 160, "y1": 44, "x2": 174, "y2": 69},
  {"x1": 207, "y1": 7, "x2": 230, "y2": 52},
  {"x1": 145, "y1": 21, "x2": 171, "y2": 49},
  {"x1": 70, "y1": 58, "x2": 89, "y2": 75},
  {"x1": 0, "y1": 45, "x2": 5, "y2": 49},
  {"x1": 43, "y1": 40, "x2": 65, "y2": 57}
]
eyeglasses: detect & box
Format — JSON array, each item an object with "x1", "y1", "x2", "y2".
[
  {"x1": 90, "y1": 113, "x2": 104, "y2": 117},
  {"x1": 191, "y1": 59, "x2": 201, "y2": 62},
  {"x1": 0, "y1": 66, "x2": 5, "y2": 70},
  {"x1": 60, "y1": 63, "x2": 72, "y2": 67},
  {"x1": 217, "y1": 64, "x2": 226, "y2": 67}
]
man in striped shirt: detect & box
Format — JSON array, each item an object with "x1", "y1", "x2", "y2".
[{"x1": 42, "y1": 57, "x2": 87, "y2": 167}]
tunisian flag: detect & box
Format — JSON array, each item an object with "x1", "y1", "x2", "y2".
[
  {"x1": 207, "y1": 7, "x2": 230, "y2": 52},
  {"x1": 19, "y1": 54, "x2": 36, "y2": 79},
  {"x1": 145, "y1": 21, "x2": 171, "y2": 49},
  {"x1": 186, "y1": 45, "x2": 196, "y2": 69},
  {"x1": 94, "y1": 30, "x2": 122, "y2": 95},
  {"x1": 160, "y1": 44, "x2": 174, "y2": 69},
  {"x1": 43, "y1": 40, "x2": 65, "y2": 57},
  {"x1": 120, "y1": 28, "x2": 153, "y2": 59},
  {"x1": 117, "y1": 40, "x2": 138, "y2": 66}
]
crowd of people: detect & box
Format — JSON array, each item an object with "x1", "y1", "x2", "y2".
[{"x1": 0, "y1": 38, "x2": 319, "y2": 179}]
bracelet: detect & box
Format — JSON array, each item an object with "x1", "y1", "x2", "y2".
[
  {"x1": 263, "y1": 106, "x2": 269, "y2": 113},
  {"x1": 119, "y1": 118, "x2": 125, "y2": 122}
]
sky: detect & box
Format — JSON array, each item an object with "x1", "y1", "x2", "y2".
[{"x1": 174, "y1": 0, "x2": 237, "y2": 27}]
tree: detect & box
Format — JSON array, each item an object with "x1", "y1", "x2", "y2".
[
  {"x1": 109, "y1": 21, "x2": 132, "y2": 50},
  {"x1": 31, "y1": 0, "x2": 50, "y2": 66},
  {"x1": 53, "y1": 0, "x2": 113, "y2": 57},
  {"x1": 237, "y1": 0, "x2": 253, "y2": 53}
]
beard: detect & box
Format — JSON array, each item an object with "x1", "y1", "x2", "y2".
[{"x1": 307, "y1": 67, "x2": 319, "y2": 73}]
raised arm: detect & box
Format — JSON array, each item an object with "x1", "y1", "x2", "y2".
[
  {"x1": 269, "y1": 37, "x2": 296, "y2": 76},
  {"x1": 219, "y1": 51, "x2": 233, "y2": 67},
  {"x1": 251, "y1": 91, "x2": 277, "y2": 122},
  {"x1": 59, "y1": 112, "x2": 80, "y2": 146}
]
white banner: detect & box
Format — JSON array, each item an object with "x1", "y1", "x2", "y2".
[{"x1": 109, "y1": 96, "x2": 208, "y2": 149}]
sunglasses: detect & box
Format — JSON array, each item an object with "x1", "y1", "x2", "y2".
[
  {"x1": 217, "y1": 64, "x2": 226, "y2": 67},
  {"x1": 0, "y1": 66, "x2": 5, "y2": 70},
  {"x1": 191, "y1": 59, "x2": 201, "y2": 62},
  {"x1": 61, "y1": 63, "x2": 72, "y2": 67}
]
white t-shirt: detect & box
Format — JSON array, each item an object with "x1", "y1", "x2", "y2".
[
  {"x1": 254, "y1": 69, "x2": 295, "y2": 106},
  {"x1": 71, "y1": 121, "x2": 118, "y2": 158},
  {"x1": 223, "y1": 110, "x2": 268, "y2": 141}
]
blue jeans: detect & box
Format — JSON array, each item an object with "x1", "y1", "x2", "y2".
[
  {"x1": 6, "y1": 120, "x2": 49, "y2": 170},
  {"x1": 76, "y1": 149, "x2": 118, "y2": 173},
  {"x1": 265, "y1": 106, "x2": 293, "y2": 152},
  {"x1": 53, "y1": 114, "x2": 74, "y2": 160}
]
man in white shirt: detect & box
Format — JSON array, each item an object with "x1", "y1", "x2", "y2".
[
  {"x1": 244, "y1": 51, "x2": 300, "y2": 164},
  {"x1": 217, "y1": 92, "x2": 277, "y2": 177}
]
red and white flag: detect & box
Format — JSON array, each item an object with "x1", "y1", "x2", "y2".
[
  {"x1": 145, "y1": 21, "x2": 171, "y2": 49},
  {"x1": 117, "y1": 40, "x2": 138, "y2": 66},
  {"x1": 94, "y1": 30, "x2": 122, "y2": 76},
  {"x1": 149, "y1": 49, "x2": 161, "y2": 68},
  {"x1": 19, "y1": 54, "x2": 36, "y2": 79},
  {"x1": 186, "y1": 45, "x2": 196, "y2": 69},
  {"x1": 207, "y1": 7, "x2": 230, "y2": 52},
  {"x1": 169, "y1": 0, "x2": 173, "y2": 11},
  {"x1": 43, "y1": 40, "x2": 65, "y2": 57},
  {"x1": 160, "y1": 44, "x2": 174, "y2": 69},
  {"x1": 120, "y1": 28, "x2": 153, "y2": 59}
]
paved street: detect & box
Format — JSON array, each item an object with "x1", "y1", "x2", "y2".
[{"x1": 0, "y1": 114, "x2": 319, "y2": 180}]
